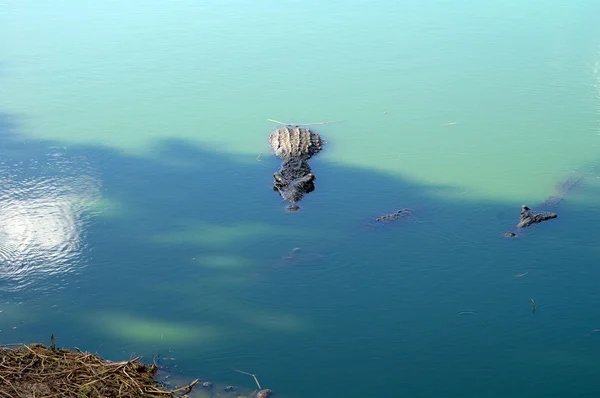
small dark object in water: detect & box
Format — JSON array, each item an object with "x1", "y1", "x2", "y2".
[
  {"x1": 202, "y1": 381, "x2": 213, "y2": 388},
  {"x1": 225, "y1": 385, "x2": 235, "y2": 391},
  {"x1": 517, "y1": 205, "x2": 557, "y2": 229},
  {"x1": 376, "y1": 208, "x2": 414, "y2": 222},
  {"x1": 504, "y1": 232, "x2": 517, "y2": 238},
  {"x1": 269, "y1": 126, "x2": 324, "y2": 210},
  {"x1": 256, "y1": 389, "x2": 272, "y2": 398}
]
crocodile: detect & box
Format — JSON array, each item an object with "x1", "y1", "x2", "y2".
[
  {"x1": 504, "y1": 175, "x2": 582, "y2": 238},
  {"x1": 269, "y1": 126, "x2": 324, "y2": 211},
  {"x1": 375, "y1": 208, "x2": 415, "y2": 223},
  {"x1": 515, "y1": 205, "x2": 557, "y2": 229}
]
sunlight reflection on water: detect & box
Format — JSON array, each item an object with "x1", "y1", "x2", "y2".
[{"x1": 0, "y1": 149, "x2": 100, "y2": 292}]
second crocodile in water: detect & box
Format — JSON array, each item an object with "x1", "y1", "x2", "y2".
[
  {"x1": 504, "y1": 175, "x2": 582, "y2": 238},
  {"x1": 269, "y1": 125, "x2": 324, "y2": 211}
]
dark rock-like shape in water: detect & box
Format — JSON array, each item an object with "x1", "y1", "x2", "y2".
[{"x1": 269, "y1": 126, "x2": 324, "y2": 211}]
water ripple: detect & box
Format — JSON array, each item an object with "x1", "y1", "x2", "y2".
[{"x1": 0, "y1": 149, "x2": 100, "y2": 292}]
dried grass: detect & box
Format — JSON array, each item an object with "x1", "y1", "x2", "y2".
[{"x1": 0, "y1": 343, "x2": 198, "y2": 398}]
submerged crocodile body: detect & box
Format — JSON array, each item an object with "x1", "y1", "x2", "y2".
[
  {"x1": 269, "y1": 126, "x2": 324, "y2": 211},
  {"x1": 375, "y1": 209, "x2": 415, "y2": 223}
]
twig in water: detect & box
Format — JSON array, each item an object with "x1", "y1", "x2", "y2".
[
  {"x1": 266, "y1": 118, "x2": 344, "y2": 126},
  {"x1": 282, "y1": 247, "x2": 302, "y2": 262},
  {"x1": 171, "y1": 378, "x2": 199, "y2": 394},
  {"x1": 266, "y1": 118, "x2": 288, "y2": 125},
  {"x1": 301, "y1": 120, "x2": 344, "y2": 126},
  {"x1": 514, "y1": 272, "x2": 529, "y2": 278},
  {"x1": 587, "y1": 329, "x2": 600, "y2": 336},
  {"x1": 530, "y1": 298, "x2": 536, "y2": 314},
  {"x1": 456, "y1": 311, "x2": 477, "y2": 316},
  {"x1": 233, "y1": 368, "x2": 262, "y2": 390},
  {"x1": 49, "y1": 334, "x2": 56, "y2": 351},
  {"x1": 256, "y1": 153, "x2": 262, "y2": 161},
  {"x1": 441, "y1": 122, "x2": 459, "y2": 126}
]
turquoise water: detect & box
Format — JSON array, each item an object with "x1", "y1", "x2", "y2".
[{"x1": 2, "y1": 1, "x2": 600, "y2": 396}]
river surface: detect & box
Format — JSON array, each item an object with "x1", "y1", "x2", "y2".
[{"x1": 2, "y1": 1, "x2": 600, "y2": 397}]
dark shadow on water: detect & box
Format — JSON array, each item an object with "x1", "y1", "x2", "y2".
[{"x1": 2, "y1": 113, "x2": 600, "y2": 398}]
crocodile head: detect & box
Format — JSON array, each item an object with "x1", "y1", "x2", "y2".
[{"x1": 273, "y1": 172, "x2": 315, "y2": 208}]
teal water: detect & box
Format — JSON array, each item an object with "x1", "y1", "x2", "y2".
[{"x1": 2, "y1": 1, "x2": 600, "y2": 397}]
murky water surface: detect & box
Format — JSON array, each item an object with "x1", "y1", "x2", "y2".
[{"x1": 2, "y1": 1, "x2": 600, "y2": 396}]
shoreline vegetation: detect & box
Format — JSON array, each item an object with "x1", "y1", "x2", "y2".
[
  {"x1": 0, "y1": 341, "x2": 201, "y2": 398},
  {"x1": 0, "y1": 339, "x2": 273, "y2": 398}
]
